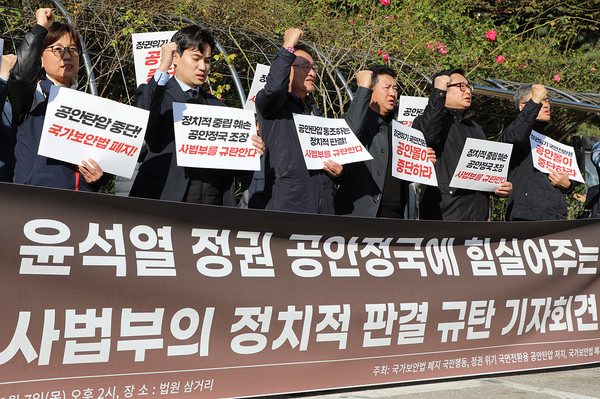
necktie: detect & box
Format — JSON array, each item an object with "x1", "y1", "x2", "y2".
[{"x1": 186, "y1": 89, "x2": 206, "y2": 104}]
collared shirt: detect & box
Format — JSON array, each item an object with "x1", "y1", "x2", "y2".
[{"x1": 153, "y1": 70, "x2": 198, "y2": 95}]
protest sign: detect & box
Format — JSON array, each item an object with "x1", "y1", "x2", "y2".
[
  {"x1": 391, "y1": 121, "x2": 437, "y2": 186},
  {"x1": 38, "y1": 86, "x2": 148, "y2": 178},
  {"x1": 530, "y1": 130, "x2": 585, "y2": 183},
  {"x1": 293, "y1": 114, "x2": 372, "y2": 169},
  {"x1": 449, "y1": 138, "x2": 512, "y2": 192},
  {"x1": 0, "y1": 39, "x2": 4, "y2": 70},
  {"x1": 244, "y1": 63, "x2": 270, "y2": 112},
  {"x1": 397, "y1": 95, "x2": 428, "y2": 127},
  {"x1": 131, "y1": 31, "x2": 177, "y2": 87},
  {"x1": 173, "y1": 103, "x2": 260, "y2": 171}
]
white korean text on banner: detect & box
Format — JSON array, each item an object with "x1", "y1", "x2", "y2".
[
  {"x1": 391, "y1": 120, "x2": 437, "y2": 186},
  {"x1": 530, "y1": 130, "x2": 585, "y2": 183},
  {"x1": 131, "y1": 31, "x2": 177, "y2": 87},
  {"x1": 292, "y1": 114, "x2": 373, "y2": 169},
  {"x1": 397, "y1": 95, "x2": 428, "y2": 126},
  {"x1": 244, "y1": 63, "x2": 270, "y2": 112},
  {"x1": 1, "y1": 182, "x2": 600, "y2": 398},
  {"x1": 173, "y1": 103, "x2": 260, "y2": 171},
  {"x1": 37, "y1": 86, "x2": 148, "y2": 178},
  {"x1": 449, "y1": 137, "x2": 512, "y2": 192}
]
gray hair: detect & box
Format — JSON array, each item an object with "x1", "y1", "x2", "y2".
[{"x1": 513, "y1": 84, "x2": 534, "y2": 110}]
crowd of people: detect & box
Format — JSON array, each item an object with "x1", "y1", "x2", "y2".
[{"x1": 1, "y1": 9, "x2": 597, "y2": 221}]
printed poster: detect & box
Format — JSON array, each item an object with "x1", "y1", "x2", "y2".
[
  {"x1": 173, "y1": 103, "x2": 260, "y2": 171},
  {"x1": 132, "y1": 31, "x2": 177, "y2": 87},
  {"x1": 391, "y1": 121, "x2": 437, "y2": 186},
  {"x1": 244, "y1": 63, "x2": 270, "y2": 112},
  {"x1": 292, "y1": 114, "x2": 372, "y2": 169},
  {"x1": 38, "y1": 86, "x2": 148, "y2": 178},
  {"x1": 530, "y1": 130, "x2": 585, "y2": 183}
]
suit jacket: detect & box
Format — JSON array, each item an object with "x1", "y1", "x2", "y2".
[{"x1": 129, "y1": 77, "x2": 234, "y2": 203}]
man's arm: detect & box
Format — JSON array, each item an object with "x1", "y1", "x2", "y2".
[
  {"x1": 255, "y1": 28, "x2": 302, "y2": 119},
  {"x1": 343, "y1": 70, "x2": 372, "y2": 142},
  {"x1": 502, "y1": 84, "x2": 546, "y2": 145},
  {"x1": 135, "y1": 42, "x2": 177, "y2": 152},
  {"x1": 412, "y1": 75, "x2": 451, "y2": 147}
]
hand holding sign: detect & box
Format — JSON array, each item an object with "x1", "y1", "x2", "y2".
[{"x1": 548, "y1": 169, "x2": 571, "y2": 189}]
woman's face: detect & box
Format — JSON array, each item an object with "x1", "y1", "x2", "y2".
[{"x1": 41, "y1": 33, "x2": 79, "y2": 87}]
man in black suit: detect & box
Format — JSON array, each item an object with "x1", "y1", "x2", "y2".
[{"x1": 129, "y1": 25, "x2": 263, "y2": 204}]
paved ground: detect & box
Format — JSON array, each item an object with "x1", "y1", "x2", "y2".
[{"x1": 279, "y1": 364, "x2": 600, "y2": 398}]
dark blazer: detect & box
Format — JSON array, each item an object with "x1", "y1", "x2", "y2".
[
  {"x1": 256, "y1": 48, "x2": 334, "y2": 214},
  {"x1": 129, "y1": 76, "x2": 234, "y2": 204},
  {"x1": 412, "y1": 88, "x2": 490, "y2": 221},
  {"x1": 501, "y1": 100, "x2": 574, "y2": 220}
]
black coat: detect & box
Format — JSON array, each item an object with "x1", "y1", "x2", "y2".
[
  {"x1": 335, "y1": 94, "x2": 408, "y2": 217},
  {"x1": 129, "y1": 77, "x2": 235, "y2": 204},
  {"x1": 412, "y1": 88, "x2": 490, "y2": 221},
  {"x1": 501, "y1": 99, "x2": 573, "y2": 220},
  {"x1": 256, "y1": 48, "x2": 334, "y2": 214}
]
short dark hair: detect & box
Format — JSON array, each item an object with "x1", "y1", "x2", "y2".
[
  {"x1": 171, "y1": 25, "x2": 216, "y2": 55},
  {"x1": 513, "y1": 84, "x2": 534, "y2": 110},
  {"x1": 432, "y1": 67, "x2": 466, "y2": 83},
  {"x1": 293, "y1": 43, "x2": 314, "y2": 58},
  {"x1": 40, "y1": 22, "x2": 82, "y2": 80},
  {"x1": 44, "y1": 21, "x2": 82, "y2": 53},
  {"x1": 368, "y1": 64, "x2": 396, "y2": 89}
]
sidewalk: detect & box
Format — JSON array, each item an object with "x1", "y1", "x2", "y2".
[{"x1": 281, "y1": 364, "x2": 600, "y2": 398}]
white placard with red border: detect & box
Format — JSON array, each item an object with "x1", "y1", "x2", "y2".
[
  {"x1": 397, "y1": 95, "x2": 428, "y2": 127},
  {"x1": 292, "y1": 114, "x2": 373, "y2": 169},
  {"x1": 530, "y1": 130, "x2": 584, "y2": 183},
  {"x1": 391, "y1": 121, "x2": 437, "y2": 186},
  {"x1": 132, "y1": 31, "x2": 177, "y2": 87},
  {"x1": 38, "y1": 86, "x2": 148, "y2": 178},
  {"x1": 173, "y1": 103, "x2": 260, "y2": 171},
  {"x1": 244, "y1": 63, "x2": 270, "y2": 112},
  {"x1": 449, "y1": 137, "x2": 513, "y2": 192}
]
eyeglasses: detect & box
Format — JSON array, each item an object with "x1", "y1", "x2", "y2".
[
  {"x1": 447, "y1": 82, "x2": 472, "y2": 92},
  {"x1": 45, "y1": 45, "x2": 80, "y2": 58},
  {"x1": 292, "y1": 62, "x2": 318, "y2": 74},
  {"x1": 520, "y1": 98, "x2": 551, "y2": 106}
]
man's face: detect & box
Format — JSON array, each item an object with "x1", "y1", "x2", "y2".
[
  {"x1": 289, "y1": 50, "x2": 317, "y2": 98},
  {"x1": 444, "y1": 73, "x2": 472, "y2": 110},
  {"x1": 519, "y1": 93, "x2": 551, "y2": 122},
  {"x1": 369, "y1": 74, "x2": 398, "y2": 116},
  {"x1": 173, "y1": 43, "x2": 212, "y2": 89}
]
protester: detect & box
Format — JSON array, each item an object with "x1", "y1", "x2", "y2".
[
  {"x1": 255, "y1": 28, "x2": 344, "y2": 214},
  {"x1": 8, "y1": 8, "x2": 106, "y2": 190},
  {"x1": 412, "y1": 68, "x2": 512, "y2": 221},
  {"x1": 128, "y1": 25, "x2": 264, "y2": 204},
  {"x1": 582, "y1": 141, "x2": 600, "y2": 218},
  {"x1": 336, "y1": 65, "x2": 436, "y2": 218},
  {"x1": 501, "y1": 84, "x2": 574, "y2": 220},
  {"x1": 0, "y1": 54, "x2": 17, "y2": 182}
]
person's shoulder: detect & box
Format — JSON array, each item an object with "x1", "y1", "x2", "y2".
[{"x1": 205, "y1": 92, "x2": 227, "y2": 107}]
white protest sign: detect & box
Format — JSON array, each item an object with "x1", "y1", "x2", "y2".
[
  {"x1": 391, "y1": 121, "x2": 437, "y2": 186},
  {"x1": 449, "y1": 137, "x2": 513, "y2": 192},
  {"x1": 173, "y1": 103, "x2": 260, "y2": 171},
  {"x1": 530, "y1": 130, "x2": 584, "y2": 183},
  {"x1": 38, "y1": 86, "x2": 148, "y2": 178},
  {"x1": 132, "y1": 31, "x2": 177, "y2": 87},
  {"x1": 0, "y1": 39, "x2": 4, "y2": 71},
  {"x1": 397, "y1": 95, "x2": 428, "y2": 126},
  {"x1": 292, "y1": 114, "x2": 372, "y2": 169},
  {"x1": 244, "y1": 63, "x2": 270, "y2": 112}
]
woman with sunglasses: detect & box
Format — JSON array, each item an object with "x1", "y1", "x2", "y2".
[{"x1": 8, "y1": 8, "x2": 105, "y2": 191}]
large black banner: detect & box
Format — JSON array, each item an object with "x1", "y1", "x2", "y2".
[{"x1": 1, "y1": 182, "x2": 599, "y2": 398}]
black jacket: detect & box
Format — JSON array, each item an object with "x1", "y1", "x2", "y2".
[
  {"x1": 501, "y1": 99, "x2": 573, "y2": 220},
  {"x1": 412, "y1": 88, "x2": 490, "y2": 221},
  {"x1": 8, "y1": 24, "x2": 104, "y2": 191},
  {"x1": 256, "y1": 48, "x2": 333, "y2": 214},
  {"x1": 335, "y1": 93, "x2": 408, "y2": 217},
  {"x1": 129, "y1": 77, "x2": 235, "y2": 204}
]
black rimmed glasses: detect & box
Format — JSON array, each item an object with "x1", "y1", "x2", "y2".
[
  {"x1": 447, "y1": 82, "x2": 472, "y2": 92},
  {"x1": 292, "y1": 62, "x2": 318, "y2": 74},
  {"x1": 45, "y1": 45, "x2": 80, "y2": 58}
]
